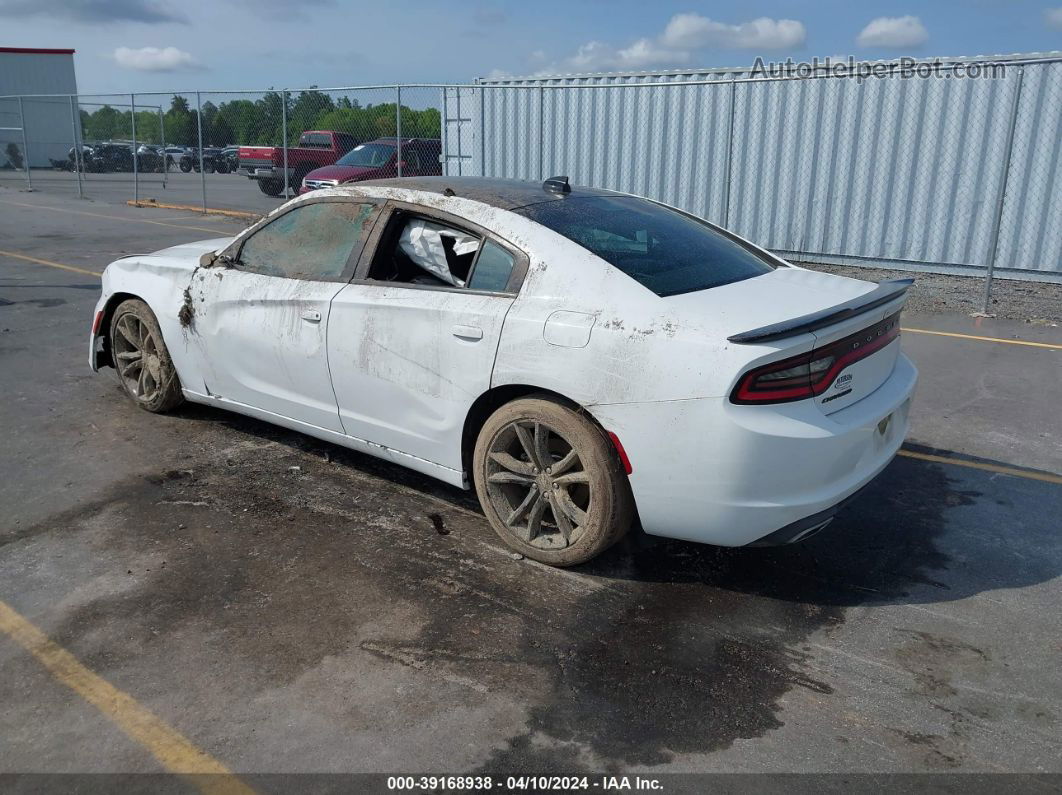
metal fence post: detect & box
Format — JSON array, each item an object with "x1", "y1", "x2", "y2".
[
  {"x1": 131, "y1": 94, "x2": 139, "y2": 204},
  {"x1": 441, "y1": 87, "x2": 449, "y2": 176},
  {"x1": 722, "y1": 80, "x2": 737, "y2": 228},
  {"x1": 158, "y1": 107, "x2": 167, "y2": 190},
  {"x1": 17, "y1": 96, "x2": 32, "y2": 191},
  {"x1": 456, "y1": 87, "x2": 463, "y2": 177},
  {"x1": 538, "y1": 86, "x2": 545, "y2": 179},
  {"x1": 69, "y1": 95, "x2": 83, "y2": 199},
  {"x1": 196, "y1": 91, "x2": 207, "y2": 212},
  {"x1": 479, "y1": 86, "x2": 486, "y2": 177},
  {"x1": 982, "y1": 66, "x2": 1026, "y2": 314},
  {"x1": 281, "y1": 89, "x2": 289, "y2": 197},
  {"x1": 396, "y1": 86, "x2": 402, "y2": 177}
]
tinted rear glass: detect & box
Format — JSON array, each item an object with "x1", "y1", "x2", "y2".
[{"x1": 515, "y1": 196, "x2": 775, "y2": 297}]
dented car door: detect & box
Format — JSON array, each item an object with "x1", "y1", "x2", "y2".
[
  {"x1": 326, "y1": 202, "x2": 527, "y2": 475},
  {"x1": 191, "y1": 197, "x2": 382, "y2": 432}
]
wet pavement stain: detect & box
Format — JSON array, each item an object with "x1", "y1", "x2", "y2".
[
  {"x1": 468, "y1": 458, "x2": 977, "y2": 770},
  {"x1": 4, "y1": 406, "x2": 1036, "y2": 773}
]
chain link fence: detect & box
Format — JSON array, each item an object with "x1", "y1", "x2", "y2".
[{"x1": 2, "y1": 55, "x2": 1059, "y2": 308}]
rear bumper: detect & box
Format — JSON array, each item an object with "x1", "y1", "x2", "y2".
[
  {"x1": 237, "y1": 166, "x2": 289, "y2": 180},
  {"x1": 744, "y1": 481, "x2": 872, "y2": 546},
  {"x1": 589, "y1": 353, "x2": 918, "y2": 547}
]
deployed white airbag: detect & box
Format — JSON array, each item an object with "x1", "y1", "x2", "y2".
[{"x1": 399, "y1": 219, "x2": 479, "y2": 286}]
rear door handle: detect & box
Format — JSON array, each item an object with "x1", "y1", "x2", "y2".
[
  {"x1": 451, "y1": 324, "x2": 483, "y2": 341},
  {"x1": 301, "y1": 309, "x2": 322, "y2": 323}
]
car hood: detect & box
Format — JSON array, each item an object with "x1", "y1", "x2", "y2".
[
  {"x1": 305, "y1": 164, "x2": 380, "y2": 182},
  {"x1": 149, "y1": 238, "x2": 233, "y2": 263},
  {"x1": 666, "y1": 267, "x2": 877, "y2": 340}
]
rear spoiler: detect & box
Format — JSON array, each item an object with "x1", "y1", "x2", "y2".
[{"x1": 727, "y1": 279, "x2": 914, "y2": 344}]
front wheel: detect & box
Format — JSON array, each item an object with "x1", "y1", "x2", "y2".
[
  {"x1": 109, "y1": 299, "x2": 184, "y2": 413},
  {"x1": 473, "y1": 396, "x2": 634, "y2": 566}
]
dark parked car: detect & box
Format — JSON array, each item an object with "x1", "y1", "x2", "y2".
[
  {"x1": 135, "y1": 145, "x2": 166, "y2": 173},
  {"x1": 79, "y1": 143, "x2": 134, "y2": 173},
  {"x1": 218, "y1": 146, "x2": 239, "y2": 174}
]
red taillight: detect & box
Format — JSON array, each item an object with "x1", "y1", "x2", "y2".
[
  {"x1": 730, "y1": 312, "x2": 901, "y2": 405},
  {"x1": 91, "y1": 310, "x2": 104, "y2": 335}
]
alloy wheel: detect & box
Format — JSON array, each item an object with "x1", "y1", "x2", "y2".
[
  {"x1": 484, "y1": 420, "x2": 591, "y2": 550},
  {"x1": 112, "y1": 312, "x2": 164, "y2": 403}
]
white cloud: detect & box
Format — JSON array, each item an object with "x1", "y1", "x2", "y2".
[
  {"x1": 662, "y1": 13, "x2": 806, "y2": 50},
  {"x1": 562, "y1": 38, "x2": 691, "y2": 72},
  {"x1": 1046, "y1": 7, "x2": 1062, "y2": 30},
  {"x1": 113, "y1": 46, "x2": 202, "y2": 72},
  {"x1": 528, "y1": 13, "x2": 805, "y2": 75},
  {"x1": 856, "y1": 16, "x2": 929, "y2": 48}
]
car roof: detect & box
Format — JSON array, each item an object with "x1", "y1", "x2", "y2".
[{"x1": 354, "y1": 177, "x2": 625, "y2": 211}]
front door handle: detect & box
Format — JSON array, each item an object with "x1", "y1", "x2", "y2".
[
  {"x1": 451, "y1": 324, "x2": 483, "y2": 341},
  {"x1": 301, "y1": 309, "x2": 322, "y2": 323}
]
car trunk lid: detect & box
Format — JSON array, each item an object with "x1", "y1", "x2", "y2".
[
  {"x1": 808, "y1": 301, "x2": 905, "y2": 414},
  {"x1": 670, "y1": 268, "x2": 909, "y2": 413}
]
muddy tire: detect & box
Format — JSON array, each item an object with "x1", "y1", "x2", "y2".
[
  {"x1": 473, "y1": 396, "x2": 634, "y2": 566},
  {"x1": 109, "y1": 299, "x2": 184, "y2": 413},
  {"x1": 258, "y1": 178, "x2": 284, "y2": 197}
]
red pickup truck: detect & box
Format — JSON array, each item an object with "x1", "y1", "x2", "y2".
[{"x1": 238, "y1": 130, "x2": 359, "y2": 197}]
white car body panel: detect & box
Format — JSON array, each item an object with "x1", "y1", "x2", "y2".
[
  {"x1": 91, "y1": 183, "x2": 918, "y2": 547},
  {"x1": 327, "y1": 283, "x2": 514, "y2": 476},
  {"x1": 186, "y1": 267, "x2": 347, "y2": 432}
]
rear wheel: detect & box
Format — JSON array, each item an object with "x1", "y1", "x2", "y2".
[
  {"x1": 473, "y1": 397, "x2": 633, "y2": 566},
  {"x1": 258, "y1": 178, "x2": 284, "y2": 197},
  {"x1": 179, "y1": 159, "x2": 192, "y2": 173},
  {"x1": 109, "y1": 299, "x2": 184, "y2": 413}
]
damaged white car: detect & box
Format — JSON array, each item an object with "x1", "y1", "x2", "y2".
[{"x1": 91, "y1": 176, "x2": 916, "y2": 566}]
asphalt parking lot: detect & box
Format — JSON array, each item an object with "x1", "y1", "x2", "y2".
[
  {"x1": 0, "y1": 168, "x2": 287, "y2": 216},
  {"x1": 1, "y1": 186, "x2": 1060, "y2": 786}
]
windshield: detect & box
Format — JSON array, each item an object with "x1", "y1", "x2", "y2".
[
  {"x1": 514, "y1": 195, "x2": 776, "y2": 297},
  {"x1": 336, "y1": 143, "x2": 395, "y2": 168}
]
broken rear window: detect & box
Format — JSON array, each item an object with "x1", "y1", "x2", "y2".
[{"x1": 514, "y1": 196, "x2": 776, "y2": 297}]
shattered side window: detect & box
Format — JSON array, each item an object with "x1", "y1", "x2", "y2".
[
  {"x1": 238, "y1": 201, "x2": 377, "y2": 281},
  {"x1": 367, "y1": 213, "x2": 483, "y2": 288}
]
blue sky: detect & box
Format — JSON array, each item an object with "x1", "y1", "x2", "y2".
[{"x1": 2, "y1": 0, "x2": 1061, "y2": 92}]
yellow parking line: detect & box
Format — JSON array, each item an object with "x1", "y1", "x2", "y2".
[
  {"x1": 898, "y1": 449, "x2": 1062, "y2": 485},
  {"x1": 0, "y1": 198, "x2": 234, "y2": 236},
  {"x1": 0, "y1": 248, "x2": 102, "y2": 278},
  {"x1": 0, "y1": 600, "x2": 255, "y2": 794},
  {"x1": 902, "y1": 327, "x2": 1062, "y2": 350}
]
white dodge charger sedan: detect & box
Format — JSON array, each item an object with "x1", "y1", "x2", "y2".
[{"x1": 90, "y1": 176, "x2": 916, "y2": 566}]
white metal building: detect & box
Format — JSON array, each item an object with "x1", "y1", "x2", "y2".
[{"x1": 0, "y1": 47, "x2": 79, "y2": 168}]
